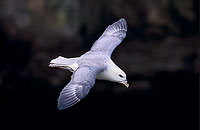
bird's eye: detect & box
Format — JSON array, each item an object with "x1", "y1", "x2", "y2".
[{"x1": 119, "y1": 74, "x2": 123, "y2": 78}]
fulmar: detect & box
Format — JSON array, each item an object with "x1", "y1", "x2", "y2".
[{"x1": 49, "y1": 18, "x2": 129, "y2": 110}]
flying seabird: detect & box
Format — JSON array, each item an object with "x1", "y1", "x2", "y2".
[{"x1": 49, "y1": 18, "x2": 129, "y2": 110}]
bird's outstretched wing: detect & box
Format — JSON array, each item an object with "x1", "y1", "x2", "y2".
[
  {"x1": 90, "y1": 18, "x2": 127, "y2": 57},
  {"x1": 58, "y1": 66, "x2": 101, "y2": 110}
]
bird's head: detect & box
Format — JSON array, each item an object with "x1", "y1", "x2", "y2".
[
  {"x1": 113, "y1": 67, "x2": 129, "y2": 88},
  {"x1": 96, "y1": 60, "x2": 129, "y2": 88}
]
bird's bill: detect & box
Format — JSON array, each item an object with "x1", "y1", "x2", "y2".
[{"x1": 122, "y1": 80, "x2": 129, "y2": 88}]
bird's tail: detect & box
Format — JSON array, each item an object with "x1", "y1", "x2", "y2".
[{"x1": 49, "y1": 56, "x2": 79, "y2": 72}]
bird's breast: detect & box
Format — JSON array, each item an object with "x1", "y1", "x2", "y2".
[{"x1": 96, "y1": 69, "x2": 108, "y2": 80}]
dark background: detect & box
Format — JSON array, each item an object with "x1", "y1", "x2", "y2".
[{"x1": 0, "y1": 0, "x2": 199, "y2": 129}]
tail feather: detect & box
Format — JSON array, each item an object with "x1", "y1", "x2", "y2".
[{"x1": 49, "y1": 56, "x2": 79, "y2": 72}]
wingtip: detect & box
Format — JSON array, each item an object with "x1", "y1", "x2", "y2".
[
  {"x1": 57, "y1": 90, "x2": 81, "y2": 110},
  {"x1": 119, "y1": 18, "x2": 126, "y2": 22},
  {"x1": 58, "y1": 106, "x2": 63, "y2": 110},
  {"x1": 57, "y1": 99, "x2": 80, "y2": 110},
  {"x1": 118, "y1": 18, "x2": 127, "y2": 29},
  {"x1": 57, "y1": 105, "x2": 67, "y2": 110},
  {"x1": 103, "y1": 18, "x2": 127, "y2": 38},
  {"x1": 113, "y1": 18, "x2": 127, "y2": 30},
  {"x1": 57, "y1": 102, "x2": 68, "y2": 110}
]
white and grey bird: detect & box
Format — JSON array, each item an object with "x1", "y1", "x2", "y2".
[{"x1": 49, "y1": 18, "x2": 129, "y2": 110}]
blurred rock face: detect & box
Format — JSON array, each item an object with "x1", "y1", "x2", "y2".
[
  {"x1": 0, "y1": 0, "x2": 198, "y2": 91},
  {"x1": 0, "y1": 0, "x2": 197, "y2": 38}
]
